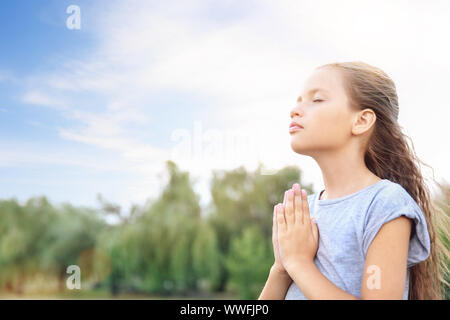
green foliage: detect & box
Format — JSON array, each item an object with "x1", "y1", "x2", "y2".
[
  {"x1": 433, "y1": 182, "x2": 450, "y2": 300},
  {"x1": 0, "y1": 160, "x2": 308, "y2": 298},
  {"x1": 192, "y1": 222, "x2": 222, "y2": 292},
  {"x1": 0, "y1": 197, "x2": 104, "y2": 293},
  {"x1": 225, "y1": 226, "x2": 273, "y2": 299}
]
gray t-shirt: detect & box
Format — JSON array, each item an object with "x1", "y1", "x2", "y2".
[{"x1": 284, "y1": 178, "x2": 431, "y2": 300}]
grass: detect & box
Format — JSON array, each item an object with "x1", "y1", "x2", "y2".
[{"x1": 0, "y1": 288, "x2": 239, "y2": 300}]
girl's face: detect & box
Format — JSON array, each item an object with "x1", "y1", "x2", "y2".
[{"x1": 290, "y1": 67, "x2": 355, "y2": 156}]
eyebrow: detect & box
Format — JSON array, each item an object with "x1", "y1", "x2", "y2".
[{"x1": 296, "y1": 88, "x2": 329, "y2": 102}]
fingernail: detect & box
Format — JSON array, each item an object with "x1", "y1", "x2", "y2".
[
  {"x1": 293, "y1": 183, "x2": 299, "y2": 190},
  {"x1": 302, "y1": 189, "x2": 307, "y2": 196},
  {"x1": 288, "y1": 189, "x2": 294, "y2": 197}
]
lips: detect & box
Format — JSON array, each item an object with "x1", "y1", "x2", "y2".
[{"x1": 289, "y1": 121, "x2": 304, "y2": 129}]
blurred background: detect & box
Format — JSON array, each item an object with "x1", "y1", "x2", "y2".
[{"x1": 0, "y1": 0, "x2": 448, "y2": 299}]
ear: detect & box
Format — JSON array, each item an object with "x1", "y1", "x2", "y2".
[{"x1": 352, "y1": 108, "x2": 376, "y2": 136}]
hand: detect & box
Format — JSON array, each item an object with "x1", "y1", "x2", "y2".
[
  {"x1": 276, "y1": 183, "x2": 319, "y2": 275},
  {"x1": 271, "y1": 188, "x2": 294, "y2": 274},
  {"x1": 271, "y1": 200, "x2": 287, "y2": 275}
]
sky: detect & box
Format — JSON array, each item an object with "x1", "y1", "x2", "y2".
[{"x1": 1, "y1": 0, "x2": 449, "y2": 215}]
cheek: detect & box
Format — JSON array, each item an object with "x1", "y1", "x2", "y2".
[
  {"x1": 314, "y1": 107, "x2": 350, "y2": 137},
  {"x1": 290, "y1": 108, "x2": 350, "y2": 151},
  {"x1": 318, "y1": 113, "x2": 348, "y2": 139}
]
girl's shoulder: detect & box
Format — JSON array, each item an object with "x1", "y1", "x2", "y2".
[
  {"x1": 369, "y1": 179, "x2": 421, "y2": 211},
  {"x1": 363, "y1": 179, "x2": 431, "y2": 266}
]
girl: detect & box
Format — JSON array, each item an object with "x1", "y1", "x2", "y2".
[{"x1": 258, "y1": 61, "x2": 448, "y2": 300}]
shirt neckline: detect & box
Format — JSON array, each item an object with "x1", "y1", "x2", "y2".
[{"x1": 316, "y1": 179, "x2": 389, "y2": 206}]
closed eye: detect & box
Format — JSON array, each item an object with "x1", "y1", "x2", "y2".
[{"x1": 313, "y1": 99, "x2": 323, "y2": 103}]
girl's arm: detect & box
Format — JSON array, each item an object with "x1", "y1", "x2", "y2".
[
  {"x1": 287, "y1": 261, "x2": 360, "y2": 299},
  {"x1": 287, "y1": 216, "x2": 411, "y2": 299},
  {"x1": 258, "y1": 265, "x2": 293, "y2": 300},
  {"x1": 360, "y1": 215, "x2": 411, "y2": 299}
]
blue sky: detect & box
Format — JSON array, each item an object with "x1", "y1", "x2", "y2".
[
  {"x1": 0, "y1": 1, "x2": 106, "y2": 205},
  {"x1": 1, "y1": 0, "x2": 449, "y2": 213}
]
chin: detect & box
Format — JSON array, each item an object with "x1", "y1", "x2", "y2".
[{"x1": 290, "y1": 140, "x2": 310, "y2": 156}]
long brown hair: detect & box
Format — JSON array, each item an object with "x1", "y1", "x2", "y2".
[{"x1": 316, "y1": 61, "x2": 449, "y2": 299}]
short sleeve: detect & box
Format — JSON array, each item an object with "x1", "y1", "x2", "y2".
[{"x1": 362, "y1": 185, "x2": 431, "y2": 268}]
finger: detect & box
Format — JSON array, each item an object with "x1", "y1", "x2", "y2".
[
  {"x1": 311, "y1": 218, "x2": 319, "y2": 244},
  {"x1": 285, "y1": 189, "x2": 295, "y2": 226},
  {"x1": 272, "y1": 205, "x2": 277, "y2": 238},
  {"x1": 283, "y1": 190, "x2": 287, "y2": 206},
  {"x1": 273, "y1": 205, "x2": 278, "y2": 237},
  {"x1": 276, "y1": 204, "x2": 287, "y2": 232},
  {"x1": 293, "y1": 183, "x2": 302, "y2": 225},
  {"x1": 302, "y1": 189, "x2": 310, "y2": 223}
]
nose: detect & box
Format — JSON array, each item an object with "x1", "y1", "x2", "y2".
[{"x1": 290, "y1": 107, "x2": 301, "y2": 120}]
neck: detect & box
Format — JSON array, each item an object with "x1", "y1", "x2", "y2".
[{"x1": 313, "y1": 144, "x2": 381, "y2": 200}]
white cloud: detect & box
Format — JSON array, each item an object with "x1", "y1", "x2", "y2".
[
  {"x1": 22, "y1": 90, "x2": 68, "y2": 110},
  {"x1": 0, "y1": 142, "x2": 122, "y2": 172}
]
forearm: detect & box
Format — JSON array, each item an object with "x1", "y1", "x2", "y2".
[
  {"x1": 288, "y1": 261, "x2": 359, "y2": 300},
  {"x1": 258, "y1": 266, "x2": 293, "y2": 300}
]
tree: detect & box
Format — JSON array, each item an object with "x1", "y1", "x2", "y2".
[
  {"x1": 225, "y1": 226, "x2": 273, "y2": 299},
  {"x1": 192, "y1": 221, "x2": 222, "y2": 292}
]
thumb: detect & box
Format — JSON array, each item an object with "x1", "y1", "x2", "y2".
[{"x1": 310, "y1": 218, "x2": 319, "y2": 243}]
